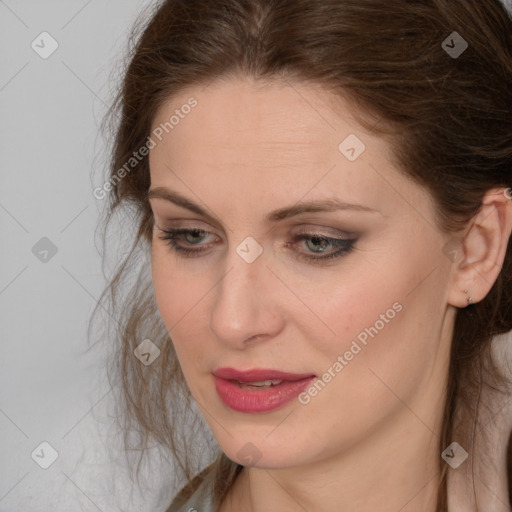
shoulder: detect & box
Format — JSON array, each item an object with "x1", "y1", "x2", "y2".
[{"x1": 164, "y1": 465, "x2": 216, "y2": 512}]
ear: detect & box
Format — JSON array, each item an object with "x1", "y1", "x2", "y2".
[{"x1": 447, "y1": 188, "x2": 512, "y2": 308}]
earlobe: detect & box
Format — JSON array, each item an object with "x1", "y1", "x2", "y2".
[{"x1": 447, "y1": 188, "x2": 512, "y2": 309}]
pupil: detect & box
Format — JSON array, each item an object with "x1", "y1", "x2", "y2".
[
  {"x1": 309, "y1": 236, "x2": 327, "y2": 252},
  {"x1": 186, "y1": 230, "x2": 204, "y2": 243}
]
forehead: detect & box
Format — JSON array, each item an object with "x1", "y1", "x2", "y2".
[
  {"x1": 147, "y1": 76, "x2": 432, "y2": 224},
  {"x1": 150, "y1": 77, "x2": 372, "y2": 163}
]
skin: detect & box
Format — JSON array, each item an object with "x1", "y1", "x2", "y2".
[{"x1": 147, "y1": 76, "x2": 512, "y2": 511}]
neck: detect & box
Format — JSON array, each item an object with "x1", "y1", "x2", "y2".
[{"x1": 223, "y1": 399, "x2": 445, "y2": 512}]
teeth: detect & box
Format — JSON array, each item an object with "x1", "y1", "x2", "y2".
[{"x1": 236, "y1": 379, "x2": 283, "y2": 389}]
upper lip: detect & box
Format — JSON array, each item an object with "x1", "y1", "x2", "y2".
[{"x1": 213, "y1": 367, "x2": 315, "y2": 382}]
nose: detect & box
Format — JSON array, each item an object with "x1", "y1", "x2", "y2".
[{"x1": 209, "y1": 244, "x2": 284, "y2": 348}]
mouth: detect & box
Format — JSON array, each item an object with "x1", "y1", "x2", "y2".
[
  {"x1": 212, "y1": 367, "x2": 316, "y2": 413},
  {"x1": 231, "y1": 379, "x2": 287, "y2": 390}
]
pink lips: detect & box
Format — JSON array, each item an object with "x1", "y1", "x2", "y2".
[{"x1": 213, "y1": 367, "x2": 316, "y2": 413}]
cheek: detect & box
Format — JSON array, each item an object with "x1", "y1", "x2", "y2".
[
  {"x1": 151, "y1": 247, "x2": 210, "y2": 356},
  {"x1": 304, "y1": 253, "x2": 447, "y2": 418},
  {"x1": 151, "y1": 249, "x2": 179, "y2": 329},
  {"x1": 297, "y1": 247, "x2": 432, "y2": 376},
  {"x1": 287, "y1": 256, "x2": 404, "y2": 361}
]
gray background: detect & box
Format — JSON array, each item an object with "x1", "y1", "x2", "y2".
[{"x1": 0, "y1": 1, "x2": 181, "y2": 510}]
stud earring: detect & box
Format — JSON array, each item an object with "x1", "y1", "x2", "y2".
[{"x1": 463, "y1": 289, "x2": 473, "y2": 305}]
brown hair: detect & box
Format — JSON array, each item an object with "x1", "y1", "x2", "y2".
[{"x1": 90, "y1": 1, "x2": 512, "y2": 509}]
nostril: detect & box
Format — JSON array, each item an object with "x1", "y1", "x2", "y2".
[{"x1": 244, "y1": 334, "x2": 265, "y2": 343}]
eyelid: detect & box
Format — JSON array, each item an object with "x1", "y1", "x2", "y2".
[
  {"x1": 154, "y1": 222, "x2": 355, "y2": 242},
  {"x1": 150, "y1": 206, "x2": 365, "y2": 236},
  {"x1": 150, "y1": 208, "x2": 226, "y2": 233},
  {"x1": 155, "y1": 225, "x2": 358, "y2": 265},
  {"x1": 153, "y1": 217, "x2": 217, "y2": 231},
  {"x1": 292, "y1": 225, "x2": 356, "y2": 239},
  {"x1": 154, "y1": 216, "x2": 355, "y2": 234}
]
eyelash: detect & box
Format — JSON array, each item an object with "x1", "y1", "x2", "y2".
[{"x1": 156, "y1": 227, "x2": 356, "y2": 263}]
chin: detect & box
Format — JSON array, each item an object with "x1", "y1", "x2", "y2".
[{"x1": 215, "y1": 433, "x2": 313, "y2": 469}]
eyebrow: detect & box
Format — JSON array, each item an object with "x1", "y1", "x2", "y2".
[{"x1": 147, "y1": 186, "x2": 380, "y2": 223}]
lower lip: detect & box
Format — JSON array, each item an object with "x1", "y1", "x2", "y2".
[{"x1": 213, "y1": 376, "x2": 316, "y2": 413}]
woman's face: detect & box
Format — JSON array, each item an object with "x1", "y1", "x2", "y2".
[{"x1": 148, "y1": 76, "x2": 456, "y2": 469}]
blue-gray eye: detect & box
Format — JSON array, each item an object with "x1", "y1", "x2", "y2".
[{"x1": 156, "y1": 227, "x2": 357, "y2": 263}]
